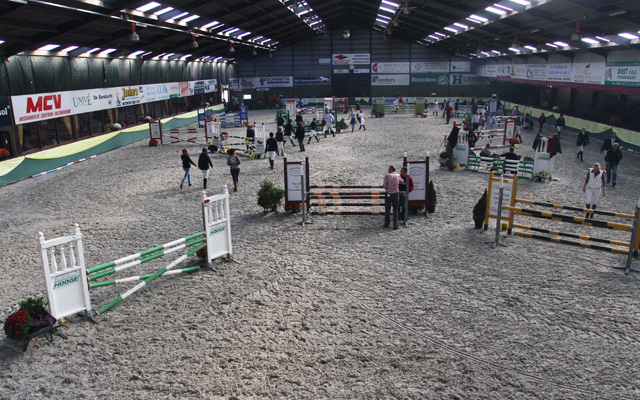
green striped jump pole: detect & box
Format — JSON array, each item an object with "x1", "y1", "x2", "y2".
[
  {"x1": 512, "y1": 224, "x2": 631, "y2": 247},
  {"x1": 97, "y1": 242, "x2": 206, "y2": 314},
  {"x1": 88, "y1": 232, "x2": 204, "y2": 274},
  {"x1": 503, "y1": 206, "x2": 633, "y2": 232},
  {"x1": 88, "y1": 237, "x2": 204, "y2": 281},
  {"x1": 310, "y1": 211, "x2": 391, "y2": 216},
  {"x1": 514, "y1": 231, "x2": 629, "y2": 254},
  {"x1": 89, "y1": 266, "x2": 200, "y2": 288},
  {"x1": 311, "y1": 202, "x2": 385, "y2": 207},
  {"x1": 516, "y1": 199, "x2": 635, "y2": 219}
]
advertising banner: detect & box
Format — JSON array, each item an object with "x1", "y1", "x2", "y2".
[
  {"x1": 512, "y1": 65, "x2": 527, "y2": 80},
  {"x1": 0, "y1": 97, "x2": 12, "y2": 127},
  {"x1": 410, "y1": 74, "x2": 449, "y2": 86},
  {"x1": 332, "y1": 53, "x2": 370, "y2": 65},
  {"x1": 526, "y1": 64, "x2": 547, "y2": 81},
  {"x1": 485, "y1": 65, "x2": 498, "y2": 77},
  {"x1": 229, "y1": 78, "x2": 240, "y2": 90},
  {"x1": 69, "y1": 88, "x2": 116, "y2": 114},
  {"x1": 411, "y1": 62, "x2": 449, "y2": 73},
  {"x1": 333, "y1": 69, "x2": 350, "y2": 74},
  {"x1": 371, "y1": 62, "x2": 410, "y2": 74},
  {"x1": 115, "y1": 86, "x2": 146, "y2": 107},
  {"x1": 450, "y1": 74, "x2": 488, "y2": 85},
  {"x1": 371, "y1": 74, "x2": 410, "y2": 86},
  {"x1": 239, "y1": 76, "x2": 294, "y2": 88},
  {"x1": 178, "y1": 82, "x2": 190, "y2": 97},
  {"x1": 145, "y1": 83, "x2": 176, "y2": 102},
  {"x1": 189, "y1": 80, "x2": 206, "y2": 95},
  {"x1": 572, "y1": 62, "x2": 605, "y2": 85},
  {"x1": 496, "y1": 65, "x2": 511, "y2": 77},
  {"x1": 204, "y1": 79, "x2": 218, "y2": 93},
  {"x1": 547, "y1": 63, "x2": 572, "y2": 82},
  {"x1": 12, "y1": 91, "x2": 73, "y2": 124},
  {"x1": 294, "y1": 76, "x2": 331, "y2": 86},
  {"x1": 450, "y1": 61, "x2": 471, "y2": 72},
  {"x1": 606, "y1": 62, "x2": 640, "y2": 87}
]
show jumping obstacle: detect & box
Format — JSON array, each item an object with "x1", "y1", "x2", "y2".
[
  {"x1": 284, "y1": 155, "x2": 430, "y2": 216},
  {"x1": 484, "y1": 171, "x2": 640, "y2": 273},
  {"x1": 39, "y1": 187, "x2": 234, "y2": 320},
  {"x1": 149, "y1": 119, "x2": 215, "y2": 145}
]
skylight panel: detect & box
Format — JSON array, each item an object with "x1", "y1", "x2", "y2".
[
  {"x1": 61, "y1": 45, "x2": 78, "y2": 52},
  {"x1": 444, "y1": 27, "x2": 458, "y2": 33},
  {"x1": 453, "y1": 23, "x2": 468, "y2": 29},
  {"x1": 38, "y1": 44, "x2": 59, "y2": 51},
  {"x1": 469, "y1": 14, "x2": 488, "y2": 21},
  {"x1": 618, "y1": 32, "x2": 639, "y2": 40},
  {"x1": 172, "y1": 12, "x2": 189, "y2": 20},
  {"x1": 485, "y1": 6, "x2": 507, "y2": 15},
  {"x1": 545, "y1": 43, "x2": 558, "y2": 48},
  {"x1": 381, "y1": 0, "x2": 399, "y2": 7},
  {"x1": 509, "y1": 0, "x2": 530, "y2": 4},
  {"x1": 136, "y1": 2, "x2": 161, "y2": 12},
  {"x1": 154, "y1": 7, "x2": 173, "y2": 15},
  {"x1": 181, "y1": 15, "x2": 200, "y2": 23},
  {"x1": 524, "y1": 45, "x2": 537, "y2": 51},
  {"x1": 201, "y1": 21, "x2": 220, "y2": 29},
  {"x1": 581, "y1": 37, "x2": 599, "y2": 45},
  {"x1": 595, "y1": 36, "x2": 610, "y2": 42},
  {"x1": 99, "y1": 48, "x2": 117, "y2": 55},
  {"x1": 379, "y1": 6, "x2": 396, "y2": 13},
  {"x1": 554, "y1": 41, "x2": 569, "y2": 47}
]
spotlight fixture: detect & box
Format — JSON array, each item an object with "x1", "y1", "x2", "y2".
[
  {"x1": 128, "y1": 23, "x2": 140, "y2": 42},
  {"x1": 512, "y1": 35, "x2": 519, "y2": 48},
  {"x1": 343, "y1": 29, "x2": 350, "y2": 39},
  {"x1": 252, "y1": 46, "x2": 257, "y2": 56},
  {"x1": 269, "y1": 48, "x2": 274, "y2": 58},
  {"x1": 402, "y1": 0, "x2": 410, "y2": 15},
  {"x1": 229, "y1": 40, "x2": 235, "y2": 53},
  {"x1": 190, "y1": 34, "x2": 198, "y2": 48}
]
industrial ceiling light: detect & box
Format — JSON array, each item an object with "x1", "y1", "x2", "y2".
[
  {"x1": 190, "y1": 34, "x2": 198, "y2": 48},
  {"x1": 128, "y1": 23, "x2": 140, "y2": 41},
  {"x1": 252, "y1": 46, "x2": 257, "y2": 56},
  {"x1": 343, "y1": 29, "x2": 350, "y2": 39},
  {"x1": 229, "y1": 40, "x2": 235, "y2": 53},
  {"x1": 512, "y1": 35, "x2": 519, "y2": 48},
  {"x1": 269, "y1": 48, "x2": 274, "y2": 58},
  {"x1": 402, "y1": 0, "x2": 410, "y2": 14},
  {"x1": 570, "y1": 22, "x2": 583, "y2": 42}
]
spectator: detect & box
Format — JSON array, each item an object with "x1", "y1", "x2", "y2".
[
  {"x1": 582, "y1": 163, "x2": 606, "y2": 219},
  {"x1": 604, "y1": 142, "x2": 623, "y2": 186},
  {"x1": 576, "y1": 127, "x2": 589, "y2": 161}
]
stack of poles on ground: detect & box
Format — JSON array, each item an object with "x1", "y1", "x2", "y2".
[
  {"x1": 86, "y1": 232, "x2": 207, "y2": 314},
  {"x1": 493, "y1": 184, "x2": 640, "y2": 274}
]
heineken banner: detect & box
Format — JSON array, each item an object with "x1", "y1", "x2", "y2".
[
  {"x1": 605, "y1": 62, "x2": 640, "y2": 87},
  {"x1": 410, "y1": 74, "x2": 449, "y2": 86}
]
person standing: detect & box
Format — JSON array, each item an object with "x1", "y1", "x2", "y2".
[
  {"x1": 245, "y1": 123, "x2": 255, "y2": 153},
  {"x1": 276, "y1": 114, "x2": 285, "y2": 132},
  {"x1": 604, "y1": 142, "x2": 623, "y2": 186},
  {"x1": 358, "y1": 110, "x2": 367, "y2": 131},
  {"x1": 355, "y1": 100, "x2": 361, "y2": 112},
  {"x1": 227, "y1": 149, "x2": 241, "y2": 192},
  {"x1": 486, "y1": 113, "x2": 497, "y2": 130},
  {"x1": 398, "y1": 167, "x2": 414, "y2": 222},
  {"x1": 515, "y1": 114, "x2": 523, "y2": 143},
  {"x1": 197, "y1": 147, "x2": 213, "y2": 189},
  {"x1": 180, "y1": 148, "x2": 196, "y2": 189},
  {"x1": 349, "y1": 108, "x2": 357, "y2": 132},
  {"x1": 433, "y1": 99, "x2": 439, "y2": 116},
  {"x1": 275, "y1": 127, "x2": 285, "y2": 156},
  {"x1": 576, "y1": 127, "x2": 589, "y2": 161},
  {"x1": 555, "y1": 113, "x2": 566, "y2": 136},
  {"x1": 424, "y1": 98, "x2": 429, "y2": 116},
  {"x1": 600, "y1": 132, "x2": 621, "y2": 155},
  {"x1": 265, "y1": 132, "x2": 278, "y2": 170},
  {"x1": 383, "y1": 165, "x2": 403, "y2": 230},
  {"x1": 308, "y1": 118, "x2": 319, "y2": 144},
  {"x1": 284, "y1": 118, "x2": 295, "y2": 147},
  {"x1": 582, "y1": 163, "x2": 606, "y2": 218},
  {"x1": 472, "y1": 111, "x2": 480, "y2": 132},
  {"x1": 445, "y1": 102, "x2": 453, "y2": 124},
  {"x1": 295, "y1": 121, "x2": 306, "y2": 152},
  {"x1": 324, "y1": 110, "x2": 335, "y2": 138},
  {"x1": 538, "y1": 113, "x2": 546, "y2": 133}
]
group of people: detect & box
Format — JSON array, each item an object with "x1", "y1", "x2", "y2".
[
  {"x1": 383, "y1": 166, "x2": 414, "y2": 230},
  {"x1": 179, "y1": 147, "x2": 242, "y2": 192}
]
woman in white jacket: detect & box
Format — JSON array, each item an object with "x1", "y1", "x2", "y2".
[{"x1": 582, "y1": 163, "x2": 606, "y2": 219}]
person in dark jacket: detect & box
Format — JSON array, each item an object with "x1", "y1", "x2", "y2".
[
  {"x1": 198, "y1": 147, "x2": 213, "y2": 189},
  {"x1": 555, "y1": 113, "x2": 566, "y2": 135},
  {"x1": 398, "y1": 167, "x2": 414, "y2": 221},
  {"x1": 284, "y1": 119, "x2": 295, "y2": 147},
  {"x1": 600, "y1": 132, "x2": 621, "y2": 155},
  {"x1": 538, "y1": 113, "x2": 546, "y2": 133},
  {"x1": 180, "y1": 148, "x2": 196, "y2": 189},
  {"x1": 275, "y1": 127, "x2": 285, "y2": 156},
  {"x1": 549, "y1": 133, "x2": 562, "y2": 158},
  {"x1": 604, "y1": 142, "x2": 623, "y2": 186},
  {"x1": 265, "y1": 132, "x2": 278, "y2": 170},
  {"x1": 576, "y1": 127, "x2": 589, "y2": 161},
  {"x1": 245, "y1": 124, "x2": 255, "y2": 152},
  {"x1": 308, "y1": 118, "x2": 319, "y2": 144},
  {"x1": 295, "y1": 121, "x2": 306, "y2": 152},
  {"x1": 501, "y1": 146, "x2": 520, "y2": 161},
  {"x1": 276, "y1": 114, "x2": 285, "y2": 131}
]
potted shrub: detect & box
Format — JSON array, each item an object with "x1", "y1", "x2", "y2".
[
  {"x1": 427, "y1": 181, "x2": 437, "y2": 213},
  {"x1": 336, "y1": 118, "x2": 348, "y2": 132},
  {"x1": 533, "y1": 171, "x2": 549, "y2": 182},
  {"x1": 20, "y1": 297, "x2": 55, "y2": 333},
  {"x1": 0, "y1": 148, "x2": 10, "y2": 160},
  {"x1": 473, "y1": 189, "x2": 488, "y2": 229},
  {"x1": 149, "y1": 138, "x2": 158, "y2": 147},
  {"x1": 257, "y1": 180, "x2": 285, "y2": 213}
]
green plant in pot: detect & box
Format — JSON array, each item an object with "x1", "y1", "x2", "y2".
[
  {"x1": 427, "y1": 181, "x2": 437, "y2": 213},
  {"x1": 473, "y1": 189, "x2": 488, "y2": 229},
  {"x1": 336, "y1": 118, "x2": 348, "y2": 132},
  {"x1": 257, "y1": 180, "x2": 285, "y2": 213}
]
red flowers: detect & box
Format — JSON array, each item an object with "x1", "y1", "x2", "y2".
[{"x1": 4, "y1": 309, "x2": 31, "y2": 340}]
